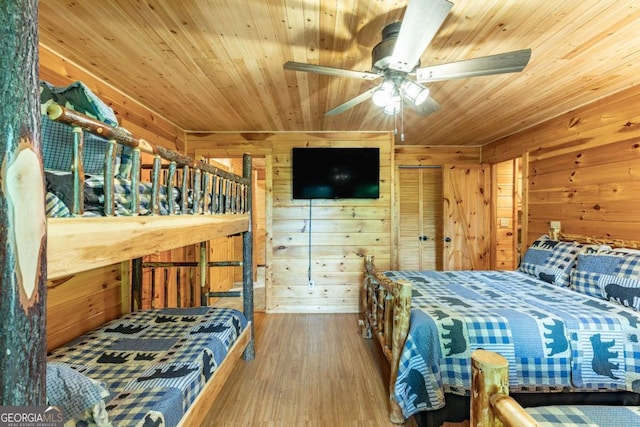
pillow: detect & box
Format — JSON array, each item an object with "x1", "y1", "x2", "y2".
[
  {"x1": 46, "y1": 363, "x2": 110, "y2": 425},
  {"x1": 41, "y1": 81, "x2": 117, "y2": 126},
  {"x1": 40, "y1": 80, "x2": 120, "y2": 175},
  {"x1": 571, "y1": 249, "x2": 640, "y2": 311},
  {"x1": 518, "y1": 234, "x2": 582, "y2": 287}
]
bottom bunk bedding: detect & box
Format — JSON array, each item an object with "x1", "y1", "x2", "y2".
[
  {"x1": 47, "y1": 307, "x2": 248, "y2": 427},
  {"x1": 383, "y1": 270, "x2": 640, "y2": 418},
  {"x1": 525, "y1": 405, "x2": 640, "y2": 426}
]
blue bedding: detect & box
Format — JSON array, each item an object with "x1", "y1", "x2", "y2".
[
  {"x1": 48, "y1": 307, "x2": 247, "y2": 426},
  {"x1": 384, "y1": 270, "x2": 640, "y2": 418},
  {"x1": 525, "y1": 405, "x2": 640, "y2": 426}
]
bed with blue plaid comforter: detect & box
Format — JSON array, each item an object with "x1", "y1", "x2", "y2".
[
  {"x1": 48, "y1": 307, "x2": 247, "y2": 427},
  {"x1": 384, "y1": 270, "x2": 640, "y2": 419}
]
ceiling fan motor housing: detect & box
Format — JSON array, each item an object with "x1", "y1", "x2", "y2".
[{"x1": 372, "y1": 22, "x2": 419, "y2": 73}]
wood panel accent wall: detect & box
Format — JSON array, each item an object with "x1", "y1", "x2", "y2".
[
  {"x1": 187, "y1": 132, "x2": 392, "y2": 313},
  {"x1": 492, "y1": 160, "x2": 519, "y2": 270},
  {"x1": 482, "y1": 84, "x2": 640, "y2": 244},
  {"x1": 47, "y1": 265, "x2": 123, "y2": 351}
]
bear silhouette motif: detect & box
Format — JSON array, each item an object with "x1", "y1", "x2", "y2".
[
  {"x1": 441, "y1": 319, "x2": 466, "y2": 356},
  {"x1": 543, "y1": 319, "x2": 568, "y2": 356},
  {"x1": 589, "y1": 334, "x2": 619, "y2": 379}
]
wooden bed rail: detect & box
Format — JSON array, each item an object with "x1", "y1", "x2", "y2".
[
  {"x1": 471, "y1": 350, "x2": 539, "y2": 427},
  {"x1": 557, "y1": 232, "x2": 640, "y2": 249},
  {"x1": 46, "y1": 102, "x2": 249, "y2": 216},
  {"x1": 362, "y1": 255, "x2": 411, "y2": 424}
]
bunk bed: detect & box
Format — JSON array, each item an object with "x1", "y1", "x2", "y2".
[
  {"x1": 471, "y1": 349, "x2": 640, "y2": 427},
  {"x1": 362, "y1": 233, "x2": 640, "y2": 425},
  {"x1": 42, "y1": 81, "x2": 254, "y2": 426}
]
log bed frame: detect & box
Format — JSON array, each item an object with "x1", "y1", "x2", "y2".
[
  {"x1": 45, "y1": 103, "x2": 255, "y2": 426},
  {"x1": 361, "y1": 232, "x2": 640, "y2": 425}
]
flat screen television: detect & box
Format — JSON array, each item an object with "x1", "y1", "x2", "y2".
[{"x1": 292, "y1": 147, "x2": 380, "y2": 199}]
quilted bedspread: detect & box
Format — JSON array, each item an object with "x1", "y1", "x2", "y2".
[
  {"x1": 48, "y1": 307, "x2": 247, "y2": 427},
  {"x1": 383, "y1": 270, "x2": 640, "y2": 418}
]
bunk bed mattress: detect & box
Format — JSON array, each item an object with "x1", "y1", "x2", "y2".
[
  {"x1": 48, "y1": 307, "x2": 247, "y2": 427},
  {"x1": 383, "y1": 270, "x2": 640, "y2": 418}
]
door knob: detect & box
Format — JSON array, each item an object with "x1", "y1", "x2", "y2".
[
  {"x1": 443, "y1": 237, "x2": 451, "y2": 242},
  {"x1": 419, "y1": 235, "x2": 429, "y2": 241}
]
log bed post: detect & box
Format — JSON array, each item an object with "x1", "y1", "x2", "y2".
[
  {"x1": 0, "y1": 0, "x2": 47, "y2": 404},
  {"x1": 242, "y1": 153, "x2": 255, "y2": 360},
  {"x1": 471, "y1": 349, "x2": 539, "y2": 427}
]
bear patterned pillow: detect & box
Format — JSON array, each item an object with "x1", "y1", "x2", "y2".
[
  {"x1": 518, "y1": 234, "x2": 582, "y2": 287},
  {"x1": 571, "y1": 249, "x2": 640, "y2": 311}
]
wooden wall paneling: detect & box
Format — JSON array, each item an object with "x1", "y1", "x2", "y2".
[
  {"x1": 264, "y1": 154, "x2": 274, "y2": 312},
  {"x1": 493, "y1": 160, "x2": 517, "y2": 270},
  {"x1": 254, "y1": 172, "x2": 266, "y2": 266},
  {"x1": 527, "y1": 139, "x2": 640, "y2": 243},
  {"x1": 481, "y1": 84, "x2": 640, "y2": 245},
  {"x1": 270, "y1": 133, "x2": 392, "y2": 313},
  {"x1": 47, "y1": 265, "x2": 122, "y2": 351},
  {"x1": 395, "y1": 145, "x2": 481, "y2": 166}
]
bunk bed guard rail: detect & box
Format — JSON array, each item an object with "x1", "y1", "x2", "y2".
[{"x1": 46, "y1": 102, "x2": 250, "y2": 217}]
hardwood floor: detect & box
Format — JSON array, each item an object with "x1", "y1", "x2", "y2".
[{"x1": 202, "y1": 313, "x2": 419, "y2": 426}]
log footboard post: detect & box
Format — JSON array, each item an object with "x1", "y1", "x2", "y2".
[
  {"x1": 361, "y1": 255, "x2": 374, "y2": 338},
  {"x1": 471, "y1": 349, "x2": 539, "y2": 427},
  {"x1": 389, "y1": 279, "x2": 412, "y2": 424}
]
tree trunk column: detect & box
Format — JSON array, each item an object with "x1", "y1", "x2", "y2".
[{"x1": 0, "y1": 0, "x2": 47, "y2": 405}]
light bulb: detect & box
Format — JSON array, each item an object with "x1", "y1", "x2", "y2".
[{"x1": 372, "y1": 81, "x2": 395, "y2": 107}]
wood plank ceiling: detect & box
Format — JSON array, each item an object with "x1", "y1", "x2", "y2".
[{"x1": 38, "y1": 0, "x2": 640, "y2": 146}]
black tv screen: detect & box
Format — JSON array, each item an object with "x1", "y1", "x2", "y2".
[{"x1": 292, "y1": 147, "x2": 380, "y2": 199}]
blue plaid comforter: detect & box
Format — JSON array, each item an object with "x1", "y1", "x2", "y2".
[
  {"x1": 384, "y1": 270, "x2": 640, "y2": 418},
  {"x1": 48, "y1": 307, "x2": 247, "y2": 426}
]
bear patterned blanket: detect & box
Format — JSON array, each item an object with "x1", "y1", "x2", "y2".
[
  {"x1": 48, "y1": 307, "x2": 247, "y2": 426},
  {"x1": 383, "y1": 270, "x2": 640, "y2": 418}
]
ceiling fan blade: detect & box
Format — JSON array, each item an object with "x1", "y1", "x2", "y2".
[
  {"x1": 389, "y1": 0, "x2": 453, "y2": 72},
  {"x1": 284, "y1": 61, "x2": 380, "y2": 80},
  {"x1": 415, "y1": 48, "x2": 532, "y2": 83},
  {"x1": 325, "y1": 87, "x2": 378, "y2": 116},
  {"x1": 411, "y1": 96, "x2": 441, "y2": 116}
]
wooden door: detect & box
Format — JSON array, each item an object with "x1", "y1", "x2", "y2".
[
  {"x1": 442, "y1": 164, "x2": 491, "y2": 270},
  {"x1": 397, "y1": 167, "x2": 443, "y2": 270}
]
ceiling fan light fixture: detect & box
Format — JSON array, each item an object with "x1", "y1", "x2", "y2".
[
  {"x1": 383, "y1": 95, "x2": 402, "y2": 115},
  {"x1": 372, "y1": 81, "x2": 395, "y2": 107},
  {"x1": 401, "y1": 80, "x2": 430, "y2": 106}
]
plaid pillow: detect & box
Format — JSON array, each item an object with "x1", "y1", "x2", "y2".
[
  {"x1": 46, "y1": 363, "x2": 109, "y2": 423},
  {"x1": 518, "y1": 235, "x2": 582, "y2": 287},
  {"x1": 571, "y1": 249, "x2": 640, "y2": 311}
]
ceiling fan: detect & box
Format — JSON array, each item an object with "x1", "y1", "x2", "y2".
[{"x1": 284, "y1": 0, "x2": 531, "y2": 117}]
